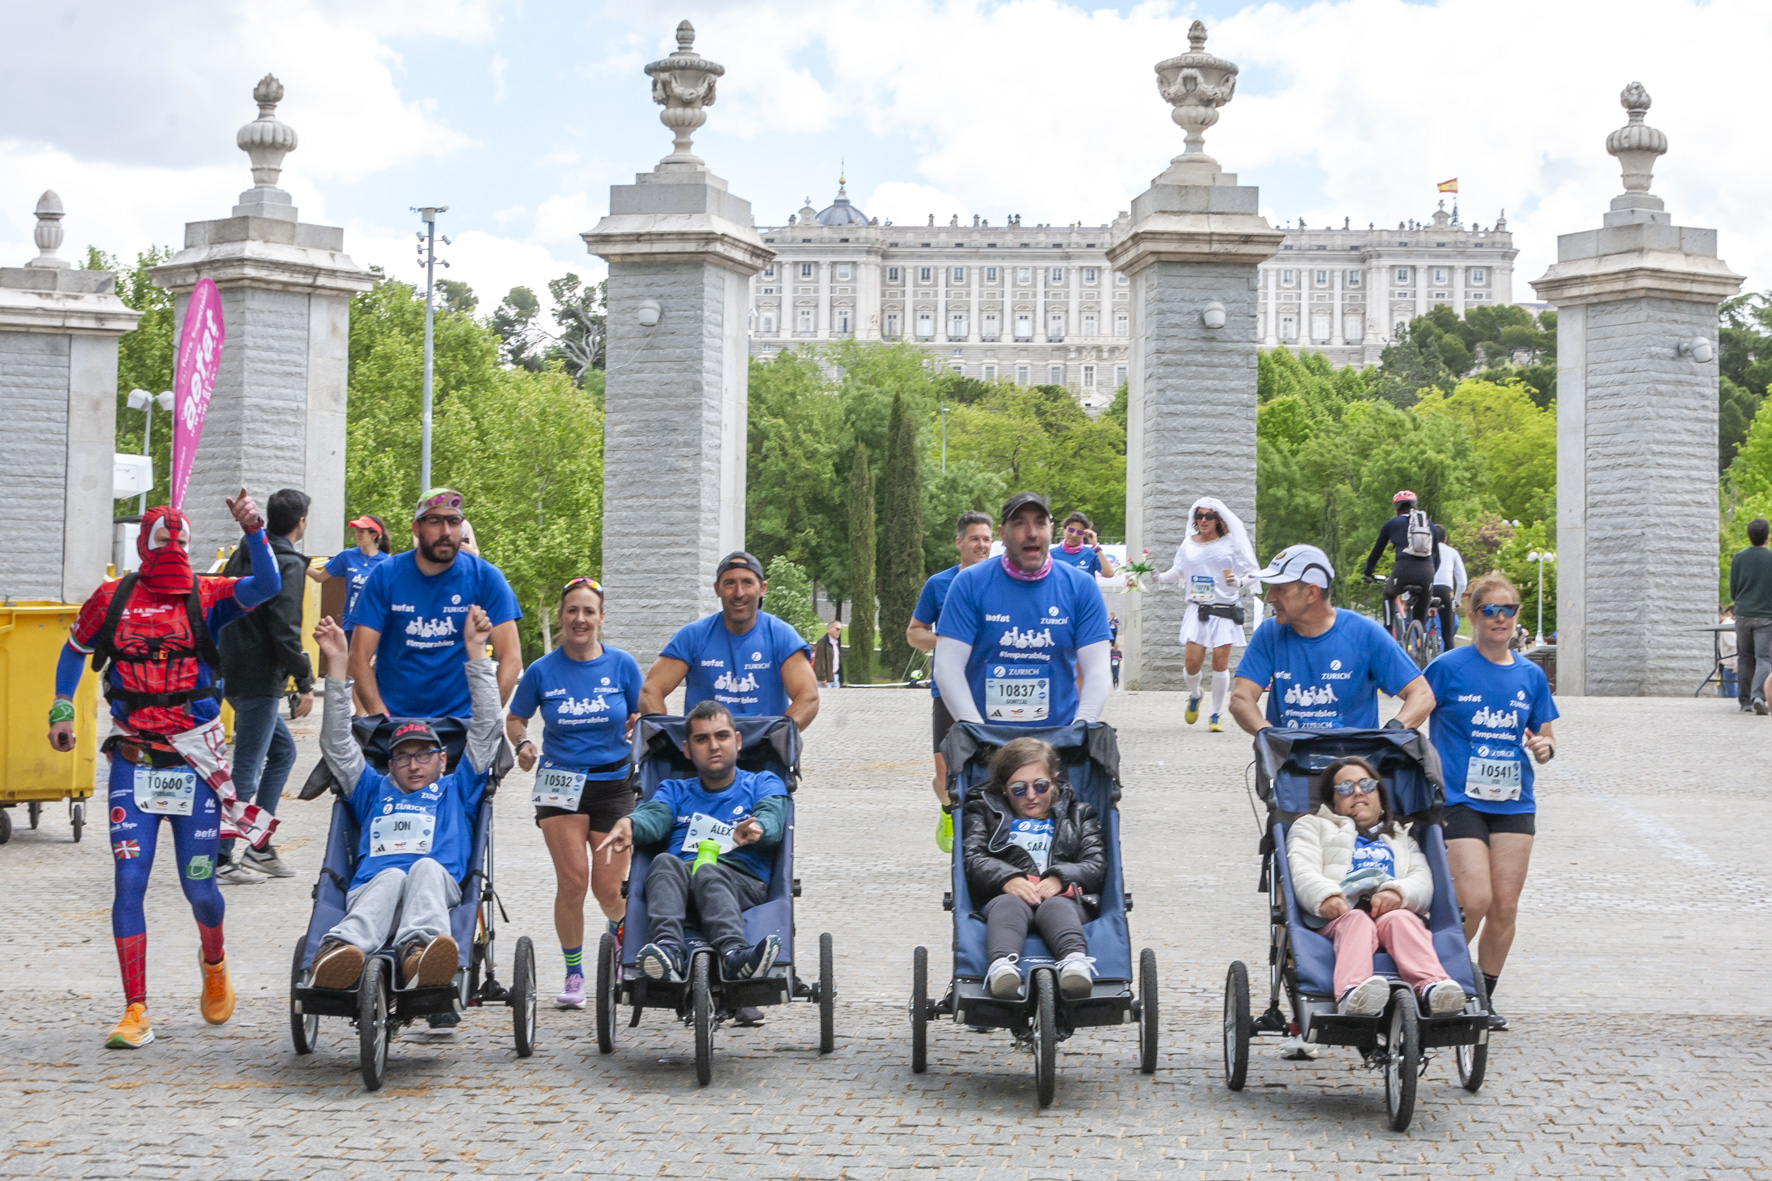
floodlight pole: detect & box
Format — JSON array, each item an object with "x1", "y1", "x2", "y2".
[
  {"x1": 940, "y1": 403, "x2": 948, "y2": 473},
  {"x1": 414, "y1": 206, "x2": 448, "y2": 492}
]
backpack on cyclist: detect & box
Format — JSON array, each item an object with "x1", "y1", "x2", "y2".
[{"x1": 1403, "y1": 509, "x2": 1434, "y2": 559}]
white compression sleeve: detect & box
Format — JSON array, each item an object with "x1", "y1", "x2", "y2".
[
  {"x1": 1211, "y1": 669, "x2": 1230, "y2": 714},
  {"x1": 1075, "y1": 640, "x2": 1113, "y2": 723},
  {"x1": 933, "y1": 638, "x2": 983, "y2": 723}
]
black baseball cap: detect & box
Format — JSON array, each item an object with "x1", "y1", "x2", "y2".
[
  {"x1": 1000, "y1": 491, "x2": 1051, "y2": 524},
  {"x1": 715, "y1": 551, "x2": 765, "y2": 581},
  {"x1": 389, "y1": 721, "x2": 443, "y2": 750}
]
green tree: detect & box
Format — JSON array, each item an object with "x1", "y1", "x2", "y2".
[
  {"x1": 543, "y1": 273, "x2": 606, "y2": 382},
  {"x1": 746, "y1": 350, "x2": 847, "y2": 592},
  {"x1": 1415, "y1": 378, "x2": 1555, "y2": 524},
  {"x1": 877, "y1": 394, "x2": 925, "y2": 677},
  {"x1": 492, "y1": 286, "x2": 543, "y2": 370},
  {"x1": 91, "y1": 246, "x2": 176, "y2": 510},
  {"x1": 921, "y1": 459, "x2": 1005, "y2": 578},
  {"x1": 762, "y1": 555, "x2": 823, "y2": 644},
  {"x1": 435, "y1": 279, "x2": 477, "y2": 314},
  {"x1": 846, "y1": 443, "x2": 877, "y2": 683},
  {"x1": 1492, "y1": 519, "x2": 1557, "y2": 639}
]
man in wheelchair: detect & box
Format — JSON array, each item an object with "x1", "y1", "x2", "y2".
[
  {"x1": 596, "y1": 701, "x2": 786, "y2": 987},
  {"x1": 306, "y1": 608, "x2": 501, "y2": 992}
]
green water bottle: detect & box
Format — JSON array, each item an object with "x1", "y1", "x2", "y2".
[{"x1": 691, "y1": 839, "x2": 721, "y2": 875}]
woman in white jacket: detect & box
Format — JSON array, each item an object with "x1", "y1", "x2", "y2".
[{"x1": 1287, "y1": 756, "x2": 1466, "y2": 1017}]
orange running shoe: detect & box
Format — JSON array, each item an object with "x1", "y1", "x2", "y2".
[
  {"x1": 106, "y1": 1002, "x2": 154, "y2": 1049},
  {"x1": 200, "y1": 955, "x2": 235, "y2": 1025}
]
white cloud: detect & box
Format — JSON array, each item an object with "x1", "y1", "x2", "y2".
[
  {"x1": 859, "y1": 182, "x2": 970, "y2": 229},
  {"x1": 346, "y1": 223, "x2": 583, "y2": 311}
]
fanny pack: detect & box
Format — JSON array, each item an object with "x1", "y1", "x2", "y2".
[{"x1": 1197, "y1": 603, "x2": 1246, "y2": 625}]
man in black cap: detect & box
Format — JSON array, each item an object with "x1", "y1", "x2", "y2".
[{"x1": 639, "y1": 551, "x2": 820, "y2": 733}]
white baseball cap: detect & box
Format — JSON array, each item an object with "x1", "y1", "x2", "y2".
[{"x1": 1254, "y1": 544, "x2": 1334, "y2": 589}]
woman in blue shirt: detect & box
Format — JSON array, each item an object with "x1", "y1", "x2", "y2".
[
  {"x1": 1423, "y1": 571, "x2": 1558, "y2": 1029},
  {"x1": 307, "y1": 514, "x2": 389, "y2": 712},
  {"x1": 504, "y1": 578, "x2": 643, "y2": 1009}
]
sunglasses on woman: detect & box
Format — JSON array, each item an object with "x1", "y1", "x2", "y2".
[
  {"x1": 1009, "y1": 778, "x2": 1053, "y2": 799},
  {"x1": 563, "y1": 576, "x2": 603, "y2": 593},
  {"x1": 1333, "y1": 777, "x2": 1381, "y2": 797},
  {"x1": 1193, "y1": 511, "x2": 1219, "y2": 522},
  {"x1": 1476, "y1": 603, "x2": 1521, "y2": 619}
]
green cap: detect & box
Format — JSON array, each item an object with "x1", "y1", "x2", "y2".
[{"x1": 413, "y1": 487, "x2": 464, "y2": 521}]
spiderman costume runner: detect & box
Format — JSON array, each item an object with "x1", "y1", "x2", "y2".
[{"x1": 49, "y1": 489, "x2": 281, "y2": 1049}]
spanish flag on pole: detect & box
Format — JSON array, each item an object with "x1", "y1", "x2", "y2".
[{"x1": 1437, "y1": 178, "x2": 1459, "y2": 193}]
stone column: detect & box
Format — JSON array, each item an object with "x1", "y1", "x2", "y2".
[
  {"x1": 1531, "y1": 83, "x2": 1741, "y2": 696},
  {"x1": 1106, "y1": 22, "x2": 1283, "y2": 690},
  {"x1": 150, "y1": 76, "x2": 371, "y2": 558},
  {"x1": 583, "y1": 22, "x2": 773, "y2": 666},
  {"x1": 0, "y1": 192, "x2": 142, "y2": 602}
]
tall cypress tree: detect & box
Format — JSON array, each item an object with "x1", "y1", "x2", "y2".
[
  {"x1": 877, "y1": 394, "x2": 925, "y2": 678},
  {"x1": 846, "y1": 443, "x2": 877, "y2": 684}
]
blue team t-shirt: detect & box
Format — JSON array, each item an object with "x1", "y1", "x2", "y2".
[
  {"x1": 935, "y1": 559, "x2": 1112, "y2": 728},
  {"x1": 660, "y1": 611, "x2": 812, "y2": 716},
  {"x1": 325, "y1": 548, "x2": 388, "y2": 631},
  {"x1": 347, "y1": 550, "x2": 522, "y2": 718},
  {"x1": 1423, "y1": 645, "x2": 1559, "y2": 815},
  {"x1": 652, "y1": 769, "x2": 789, "y2": 884},
  {"x1": 912, "y1": 565, "x2": 962, "y2": 698},
  {"x1": 1235, "y1": 609, "x2": 1422, "y2": 731},
  {"x1": 1350, "y1": 832, "x2": 1395, "y2": 879},
  {"x1": 346, "y1": 762, "x2": 488, "y2": 889},
  {"x1": 509, "y1": 645, "x2": 643, "y2": 777},
  {"x1": 1053, "y1": 545, "x2": 1102, "y2": 575}
]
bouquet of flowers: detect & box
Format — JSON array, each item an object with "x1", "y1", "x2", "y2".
[{"x1": 1119, "y1": 547, "x2": 1156, "y2": 592}]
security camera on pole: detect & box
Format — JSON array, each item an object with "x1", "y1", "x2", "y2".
[{"x1": 412, "y1": 206, "x2": 450, "y2": 492}]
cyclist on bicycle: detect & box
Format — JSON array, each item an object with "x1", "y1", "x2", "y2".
[{"x1": 1362, "y1": 491, "x2": 1443, "y2": 637}]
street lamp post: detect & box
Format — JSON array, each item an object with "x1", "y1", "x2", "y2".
[
  {"x1": 412, "y1": 206, "x2": 450, "y2": 492},
  {"x1": 940, "y1": 403, "x2": 948, "y2": 473},
  {"x1": 125, "y1": 388, "x2": 174, "y2": 516},
  {"x1": 1526, "y1": 549, "x2": 1555, "y2": 646}
]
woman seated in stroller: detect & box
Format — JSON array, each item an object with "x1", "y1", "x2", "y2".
[
  {"x1": 962, "y1": 738, "x2": 1104, "y2": 1001},
  {"x1": 1287, "y1": 757, "x2": 1466, "y2": 1017}
]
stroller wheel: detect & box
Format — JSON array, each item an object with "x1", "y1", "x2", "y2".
[
  {"x1": 1031, "y1": 970, "x2": 1058, "y2": 1108},
  {"x1": 692, "y1": 952, "x2": 714, "y2": 1087},
  {"x1": 511, "y1": 936, "x2": 537, "y2": 1058},
  {"x1": 818, "y1": 933, "x2": 835, "y2": 1055},
  {"x1": 596, "y1": 932, "x2": 617, "y2": 1055},
  {"x1": 1138, "y1": 948, "x2": 1159, "y2": 1075},
  {"x1": 289, "y1": 937, "x2": 319, "y2": 1055},
  {"x1": 1384, "y1": 993, "x2": 1420, "y2": 1131},
  {"x1": 1223, "y1": 960, "x2": 1251, "y2": 1091},
  {"x1": 358, "y1": 958, "x2": 390, "y2": 1092},
  {"x1": 1456, "y1": 970, "x2": 1489, "y2": 1093},
  {"x1": 910, "y1": 946, "x2": 928, "y2": 1074}
]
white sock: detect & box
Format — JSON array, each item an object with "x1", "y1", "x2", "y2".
[
  {"x1": 1211, "y1": 670, "x2": 1230, "y2": 714},
  {"x1": 1185, "y1": 670, "x2": 1202, "y2": 697}
]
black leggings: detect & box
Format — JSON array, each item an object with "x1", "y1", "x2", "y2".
[
  {"x1": 1433, "y1": 584, "x2": 1457, "y2": 651},
  {"x1": 1385, "y1": 556, "x2": 1438, "y2": 627},
  {"x1": 984, "y1": 891, "x2": 1087, "y2": 963}
]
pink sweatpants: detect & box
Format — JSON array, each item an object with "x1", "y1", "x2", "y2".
[{"x1": 1322, "y1": 908, "x2": 1452, "y2": 1000}]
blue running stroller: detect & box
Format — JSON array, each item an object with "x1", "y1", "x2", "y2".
[
  {"x1": 910, "y1": 721, "x2": 1158, "y2": 1108},
  {"x1": 1223, "y1": 727, "x2": 1492, "y2": 1131},
  {"x1": 593, "y1": 715, "x2": 833, "y2": 1086},
  {"x1": 288, "y1": 716, "x2": 535, "y2": 1090}
]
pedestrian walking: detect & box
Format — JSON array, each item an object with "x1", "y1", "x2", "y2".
[
  {"x1": 216, "y1": 488, "x2": 316, "y2": 882},
  {"x1": 1730, "y1": 517, "x2": 1772, "y2": 714},
  {"x1": 813, "y1": 620, "x2": 843, "y2": 689}
]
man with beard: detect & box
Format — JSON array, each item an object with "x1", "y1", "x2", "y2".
[{"x1": 347, "y1": 488, "x2": 523, "y2": 720}]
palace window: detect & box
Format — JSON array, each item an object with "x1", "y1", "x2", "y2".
[
  {"x1": 796, "y1": 308, "x2": 814, "y2": 333},
  {"x1": 1470, "y1": 267, "x2": 1487, "y2": 283},
  {"x1": 887, "y1": 267, "x2": 900, "y2": 282},
  {"x1": 1082, "y1": 364, "x2": 1097, "y2": 388},
  {"x1": 1347, "y1": 271, "x2": 1362, "y2": 287},
  {"x1": 919, "y1": 267, "x2": 933, "y2": 283},
  {"x1": 884, "y1": 313, "x2": 900, "y2": 338},
  {"x1": 1016, "y1": 364, "x2": 1031, "y2": 385},
  {"x1": 1049, "y1": 364, "x2": 1065, "y2": 385},
  {"x1": 952, "y1": 267, "x2": 966, "y2": 283},
  {"x1": 985, "y1": 267, "x2": 999, "y2": 283},
  {"x1": 1114, "y1": 312, "x2": 1130, "y2": 337},
  {"x1": 1082, "y1": 312, "x2": 1098, "y2": 336},
  {"x1": 982, "y1": 312, "x2": 1001, "y2": 339},
  {"x1": 800, "y1": 263, "x2": 814, "y2": 279},
  {"x1": 1050, "y1": 267, "x2": 1065, "y2": 284},
  {"x1": 1084, "y1": 267, "x2": 1098, "y2": 284},
  {"x1": 1395, "y1": 267, "x2": 1411, "y2": 283},
  {"x1": 835, "y1": 263, "x2": 852, "y2": 281}
]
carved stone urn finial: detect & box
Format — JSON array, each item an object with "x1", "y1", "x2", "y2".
[
  {"x1": 1153, "y1": 21, "x2": 1239, "y2": 178},
  {"x1": 645, "y1": 21, "x2": 725, "y2": 168},
  {"x1": 237, "y1": 73, "x2": 300, "y2": 189},
  {"x1": 27, "y1": 190, "x2": 69, "y2": 269},
  {"x1": 1606, "y1": 81, "x2": 1667, "y2": 196}
]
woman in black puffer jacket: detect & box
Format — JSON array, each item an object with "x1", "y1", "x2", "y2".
[{"x1": 962, "y1": 737, "x2": 1106, "y2": 1000}]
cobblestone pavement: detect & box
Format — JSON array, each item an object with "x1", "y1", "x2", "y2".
[{"x1": 3, "y1": 688, "x2": 1770, "y2": 1179}]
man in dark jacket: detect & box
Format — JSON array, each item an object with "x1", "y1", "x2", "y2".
[
  {"x1": 216, "y1": 488, "x2": 315, "y2": 880},
  {"x1": 1731, "y1": 517, "x2": 1772, "y2": 714}
]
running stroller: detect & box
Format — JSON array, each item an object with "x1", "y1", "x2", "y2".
[
  {"x1": 909, "y1": 721, "x2": 1158, "y2": 1108},
  {"x1": 593, "y1": 714, "x2": 833, "y2": 1086},
  {"x1": 1223, "y1": 727, "x2": 1491, "y2": 1131},
  {"x1": 288, "y1": 716, "x2": 533, "y2": 1090}
]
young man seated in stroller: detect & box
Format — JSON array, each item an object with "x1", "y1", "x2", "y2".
[
  {"x1": 962, "y1": 737, "x2": 1105, "y2": 1001},
  {"x1": 307, "y1": 608, "x2": 501, "y2": 991},
  {"x1": 595, "y1": 701, "x2": 786, "y2": 985},
  {"x1": 1287, "y1": 756, "x2": 1465, "y2": 1017}
]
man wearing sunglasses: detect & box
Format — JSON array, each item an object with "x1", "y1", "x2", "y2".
[
  {"x1": 1230, "y1": 544, "x2": 1433, "y2": 735},
  {"x1": 347, "y1": 488, "x2": 524, "y2": 722},
  {"x1": 306, "y1": 608, "x2": 503, "y2": 991}
]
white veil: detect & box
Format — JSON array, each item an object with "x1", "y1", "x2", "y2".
[{"x1": 1182, "y1": 496, "x2": 1256, "y2": 571}]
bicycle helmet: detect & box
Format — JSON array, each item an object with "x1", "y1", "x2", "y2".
[{"x1": 1392, "y1": 490, "x2": 1417, "y2": 504}]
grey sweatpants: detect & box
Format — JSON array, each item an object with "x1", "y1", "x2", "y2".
[
  {"x1": 643, "y1": 853, "x2": 768, "y2": 954},
  {"x1": 984, "y1": 891, "x2": 1088, "y2": 963},
  {"x1": 1736, "y1": 616, "x2": 1772, "y2": 706},
  {"x1": 327, "y1": 858, "x2": 462, "y2": 952}
]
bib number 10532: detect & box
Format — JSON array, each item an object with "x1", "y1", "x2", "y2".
[{"x1": 531, "y1": 767, "x2": 586, "y2": 811}]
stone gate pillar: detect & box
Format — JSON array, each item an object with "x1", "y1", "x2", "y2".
[
  {"x1": 1531, "y1": 84, "x2": 1741, "y2": 696},
  {"x1": 151, "y1": 75, "x2": 372, "y2": 558},
  {"x1": 1105, "y1": 22, "x2": 1283, "y2": 690},
  {"x1": 583, "y1": 21, "x2": 773, "y2": 665},
  {"x1": 0, "y1": 193, "x2": 142, "y2": 602}
]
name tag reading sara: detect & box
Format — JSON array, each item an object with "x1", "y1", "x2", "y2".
[
  {"x1": 986, "y1": 675, "x2": 1049, "y2": 721},
  {"x1": 680, "y1": 811, "x2": 738, "y2": 854},
  {"x1": 531, "y1": 767, "x2": 586, "y2": 811},
  {"x1": 1465, "y1": 755, "x2": 1523, "y2": 802},
  {"x1": 133, "y1": 766, "x2": 197, "y2": 816},
  {"x1": 1006, "y1": 820, "x2": 1053, "y2": 873},
  {"x1": 369, "y1": 809, "x2": 435, "y2": 857}
]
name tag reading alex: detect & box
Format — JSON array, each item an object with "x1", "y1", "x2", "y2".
[
  {"x1": 531, "y1": 767, "x2": 586, "y2": 811},
  {"x1": 369, "y1": 809, "x2": 435, "y2": 857},
  {"x1": 986, "y1": 675, "x2": 1049, "y2": 721},
  {"x1": 1465, "y1": 755, "x2": 1523, "y2": 802},
  {"x1": 1188, "y1": 574, "x2": 1217, "y2": 603},
  {"x1": 680, "y1": 812, "x2": 738, "y2": 854},
  {"x1": 133, "y1": 766, "x2": 197, "y2": 816}
]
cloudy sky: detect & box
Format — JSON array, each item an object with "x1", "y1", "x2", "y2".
[{"x1": 2, "y1": 0, "x2": 1766, "y2": 317}]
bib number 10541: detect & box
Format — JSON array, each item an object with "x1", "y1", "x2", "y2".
[{"x1": 1465, "y1": 756, "x2": 1523, "y2": 802}]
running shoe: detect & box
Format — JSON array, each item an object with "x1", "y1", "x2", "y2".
[
  {"x1": 1057, "y1": 952, "x2": 1095, "y2": 999},
  {"x1": 1208, "y1": 713, "x2": 1224, "y2": 733},
  {"x1": 637, "y1": 941, "x2": 687, "y2": 984},
  {"x1": 1424, "y1": 979, "x2": 1466, "y2": 1016},
  {"x1": 557, "y1": 972, "x2": 587, "y2": 1009},
  {"x1": 935, "y1": 809, "x2": 954, "y2": 854},
  {"x1": 1756, "y1": 697, "x2": 1769, "y2": 716},
  {"x1": 199, "y1": 954, "x2": 235, "y2": 1025},
  {"x1": 243, "y1": 844, "x2": 294, "y2": 878},
  {"x1": 1278, "y1": 1035, "x2": 1319, "y2": 1060},
  {"x1": 1185, "y1": 694, "x2": 1202, "y2": 725},
  {"x1": 733, "y1": 1006, "x2": 767, "y2": 1027},
  {"x1": 310, "y1": 937, "x2": 366, "y2": 990},
  {"x1": 105, "y1": 1002, "x2": 154, "y2": 1049},
  {"x1": 1338, "y1": 975, "x2": 1390, "y2": 1016},
  {"x1": 985, "y1": 954, "x2": 1023, "y2": 999},
  {"x1": 1486, "y1": 1006, "x2": 1509, "y2": 1031},
  {"x1": 723, "y1": 934, "x2": 781, "y2": 982},
  {"x1": 401, "y1": 934, "x2": 459, "y2": 988},
  {"x1": 216, "y1": 860, "x2": 265, "y2": 886}
]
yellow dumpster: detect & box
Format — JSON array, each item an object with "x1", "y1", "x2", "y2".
[{"x1": 0, "y1": 602, "x2": 99, "y2": 844}]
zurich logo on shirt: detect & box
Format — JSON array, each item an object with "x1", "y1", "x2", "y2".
[
  {"x1": 1330, "y1": 659, "x2": 1343, "y2": 671},
  {"x1": 451, "y1": 595, "x2": 461, "y2": 605}
]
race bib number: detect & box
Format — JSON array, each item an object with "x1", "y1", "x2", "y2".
[
  {"x1": 1188, "y1": 574, "x2": 1217, "y2": 603},
  {"x1": 1465, "y1": 755, "x2": 1523, "y2": 802},
  {"x1": 986, "y1": 676, "x2": 1049, "y2": 721},
  {"x1": 531, "y1": 767, "x2": 586, "y2": 811},
  {"x1": 679, "y1": 811, "x2": 738, "y2": 854},
  {"x1": 1006, "y1": 820, "x2": 1053, "y2": 873},
  {"x1": 369, "y1": 809, "x2": 435, "y2": 856},
  {"x1": 133, "y1": 766, "x2": 197, "y2": 816}
]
